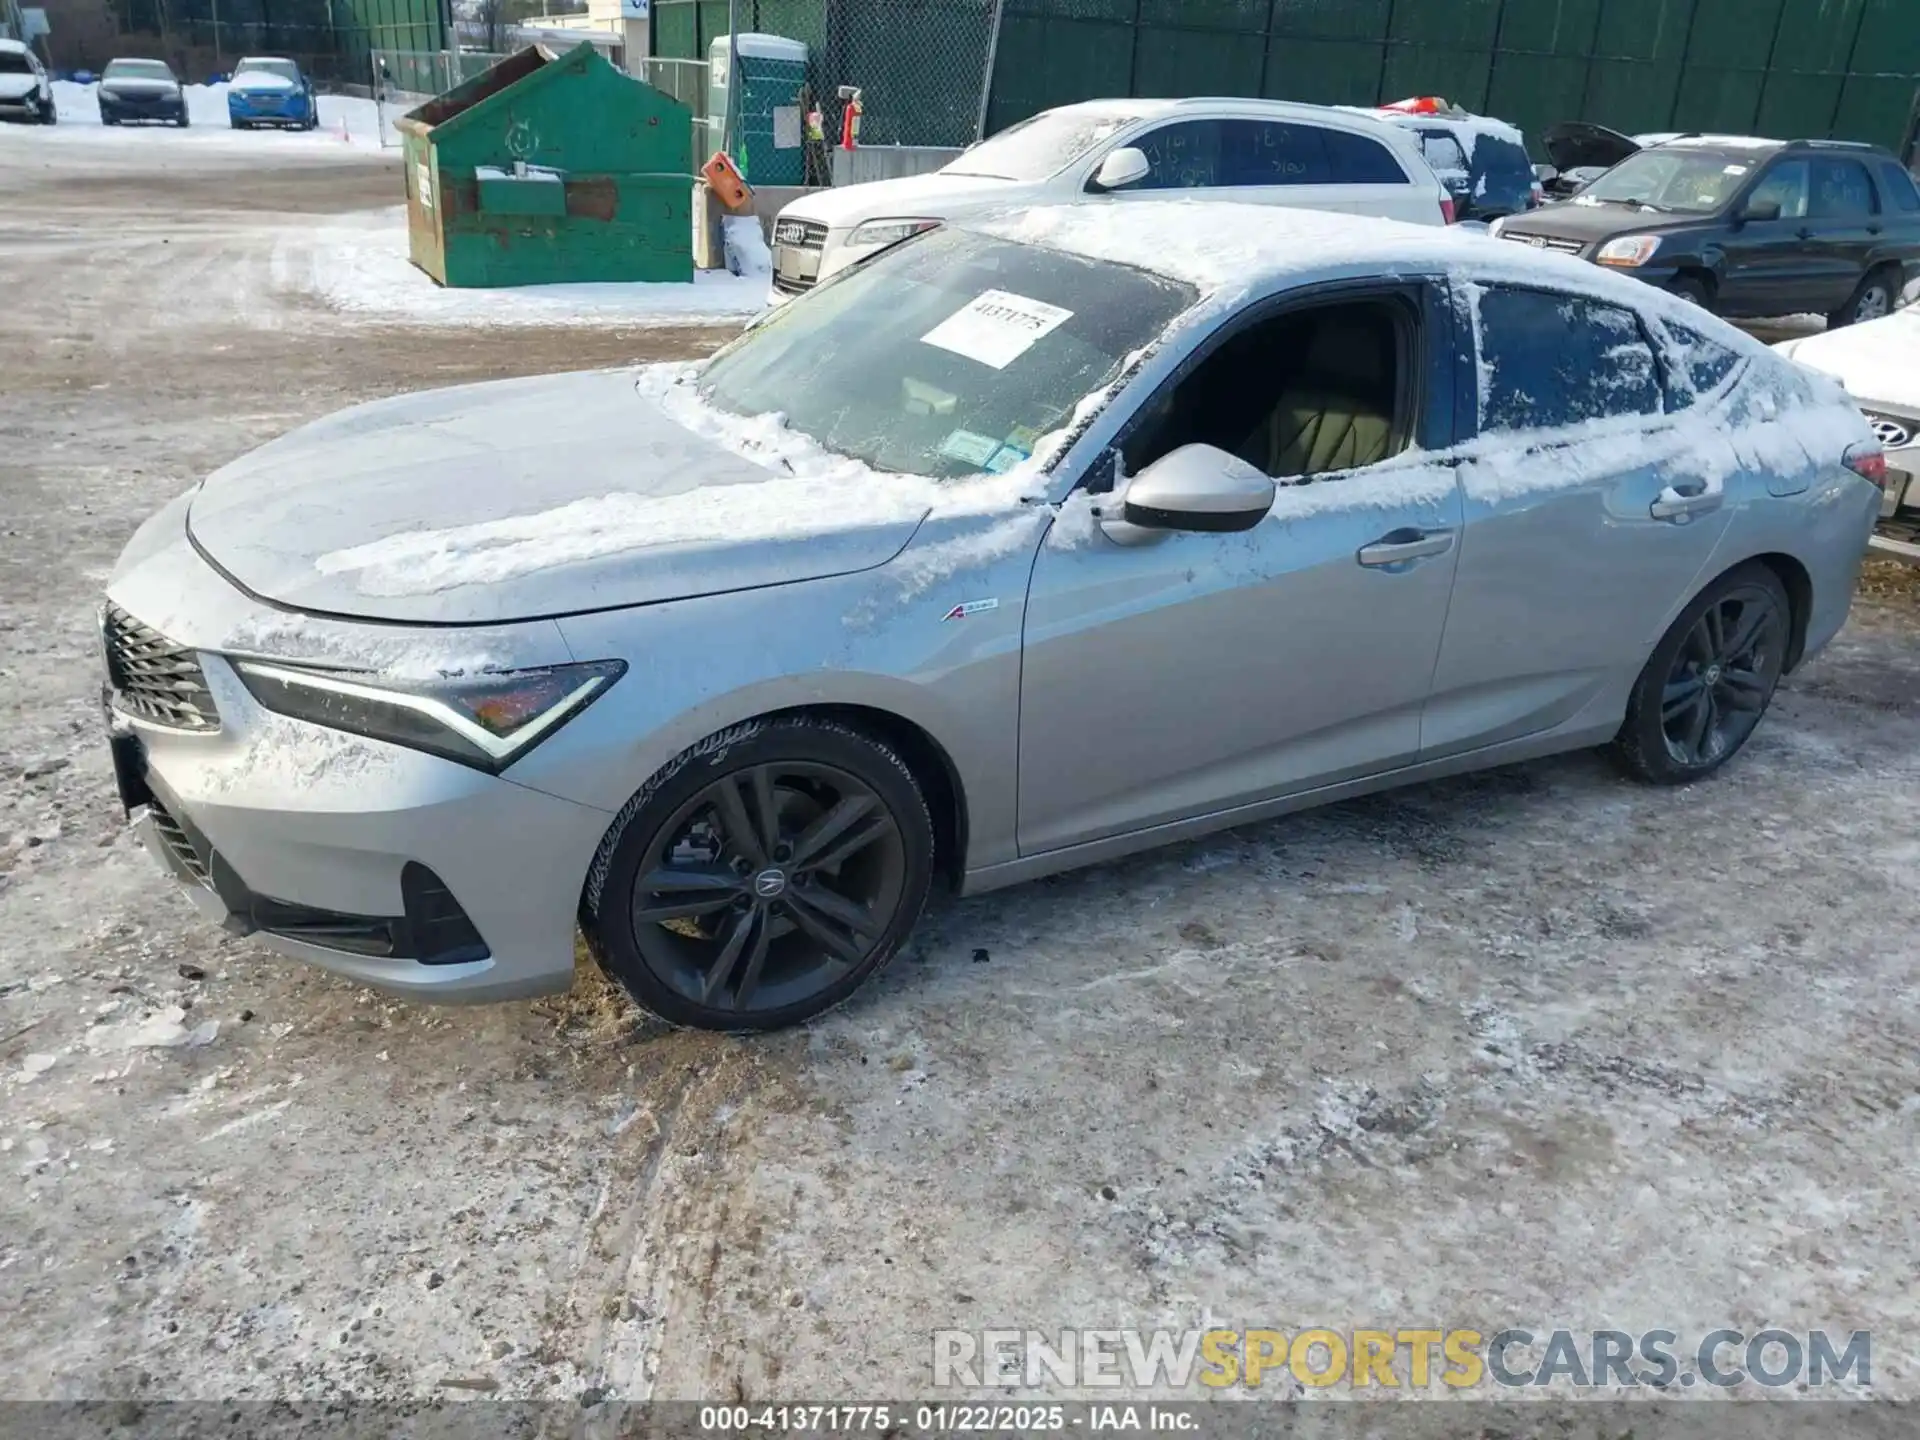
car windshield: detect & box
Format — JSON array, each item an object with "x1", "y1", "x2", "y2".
[
  {"x1": 104, "y1": 60, "x2": 175, "y2": 82},
  {"x1": 699, "y1": 228, "x2": 1196, "y2": 480},
  {"x1": 235, "y1": 58, "x2": 299, "y2": 82},
  {"x1": 0, "y1": 51, "x2": 30, "y2": 74},
  {"x1": 1578, "y1": 148, "x2": 1759, "y2": 213},
  {"x1": 941, "y1": 109, "x2": 1145, "y2": 182}
]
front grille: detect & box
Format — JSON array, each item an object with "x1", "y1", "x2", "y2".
[
  {"x1": 1501, "y1": 232, "x2": 1585, "y2": 255},
  {"x1": 771, "y1": 271, "x2": 817, "y2": 296},
  {"x1": 104, "y1": 605, "x2": 217, "y2": 731},
  {"x1": 773, "y1": 218, "x2": 826, "y2": 250},
  {"x1": 1866, "y1": 412, "x2": 1914, "y2": 450},
  {"x1": 147, "y1": 798, "x2": 211, "y2": 884}
]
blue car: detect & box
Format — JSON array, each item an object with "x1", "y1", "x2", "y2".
[{"x1": 227, "y1": 56, "x2": 319, "y2": 130}]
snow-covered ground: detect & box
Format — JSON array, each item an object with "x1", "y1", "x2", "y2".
[
  {"x1": 277, "y1": 205, "x2": 771, "y2": 325},
  {"x1": 7, "y1": 78, "x2": 390, "y2": 149}
]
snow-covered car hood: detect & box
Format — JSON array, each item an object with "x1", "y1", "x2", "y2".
[
  {"x1": 0, "y1": 73, "x2": 38, "y2": 99},
  {"x1": 777, "y1": 170, "x2": 1029, "y2": 231},
  {"x1": 1776, "y1": 311, "x2": 1920, "y2": 414},
  {"x1": 182, "y1": 369, "x2": 932, "y2": 626}
]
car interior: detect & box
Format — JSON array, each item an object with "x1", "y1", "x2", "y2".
[{"x1": 1120, "y1": 299, "x2": 1412, "y2": 482}]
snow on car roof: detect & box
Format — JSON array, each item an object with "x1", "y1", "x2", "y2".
[
  {"x1": 964, "y1": 200, "x2": 1724, "y2": 320},
  {"x1": 1358, "y1": 106, "x2": 1529, "y2": 156}
]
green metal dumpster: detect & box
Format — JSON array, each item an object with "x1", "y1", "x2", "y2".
[{"x1": 399, "y1": 43, "x2": 696, "y2": 289}]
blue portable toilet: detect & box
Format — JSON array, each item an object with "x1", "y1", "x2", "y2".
[{"x1": 707, "y1": 33, "x2": 807, "y2": 186}]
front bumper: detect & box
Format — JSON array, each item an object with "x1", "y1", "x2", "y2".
[
  {"x1": 229, "y1": 93, "x2": 311, "y2": 123},
  {"x1": 101, "y1": 95, "x2": 186, "y2": 120},
  {"x1": 0, "y1": 94, "x2": 46, "y2": 116},
  {"x1": 103, "y1": 532, "x2": 614, "y2": 1003}
]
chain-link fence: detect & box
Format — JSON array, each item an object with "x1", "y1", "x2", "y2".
[
  {"x1": 649, "y1": 0, "x2": 1003, "y2": 151},
  {"x1": 631, "y1": 55, "x2": 712, "y2": 174},
  {"x1": 371, "y1": 47, "x2": 508, "y2": 146}
]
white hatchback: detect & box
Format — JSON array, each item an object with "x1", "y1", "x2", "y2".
[{"x1": 770, "y1": 97, "x2": 1454, "y2": 300}]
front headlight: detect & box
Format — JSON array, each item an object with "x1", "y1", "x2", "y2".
[
  {"x1": 1596, "y1": 234, "x2": 1662, "y2": 268},
  {"x1": 233, "y1": 659, "x2": 625, "y2": 773},
  {"x1": 1487, "y1": 216, "x2": 1508, "y2": 238},
  {"x1": 844, "y1": 217, "x2": 942, "y2": 252}
]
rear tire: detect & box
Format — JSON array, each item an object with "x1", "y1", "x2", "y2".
[
  {"x1": 581, "y1": 717, "x2": 936, "y2": 1031},
  {"x1": 1829, "y1": 266, "x2": 1898, "y2": 329},
  {"x1": 1611, "y1": 562, "x2": 1791, "y2": 785}
]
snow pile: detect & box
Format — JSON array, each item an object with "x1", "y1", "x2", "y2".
[
  {"x1": 276, "y1": 208, "x2": 771, "y2": 326},
  {"x1": 722, "y1": 214, "x2": 772, "y2": 278}
]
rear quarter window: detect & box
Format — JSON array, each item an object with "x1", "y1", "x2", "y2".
[
  {"x1": 1324, "y1": 128, "x2": 1409, "y2": 185},
  {"x1": 1662, "y1": 320, "x2": 1746, "y2": 407},
  {"x1": 1875, "y1": 159, "x2": 1920, "y2": 213}
]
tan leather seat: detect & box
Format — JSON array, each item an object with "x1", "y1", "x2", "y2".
[{"x1": 1237, "y1": 322, "x2": 1395, "y2": 479}]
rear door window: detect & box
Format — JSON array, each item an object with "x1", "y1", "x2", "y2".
[
  {"x1": 1475, "y1": 286, "x2": 1662, "y2": 433},
  {"x1": 1810, "y1": 157, "x2": 1878, "y2": 219},
  {"x1": 1217, "y1": 119, "x2": 1331, "y2": 187}
]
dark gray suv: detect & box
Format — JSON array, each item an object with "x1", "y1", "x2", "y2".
[{"x1": 1494, "y1": 136, "x2": 1920, "y2": 328}]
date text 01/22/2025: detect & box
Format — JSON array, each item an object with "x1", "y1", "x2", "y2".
[{"x1": 697, "y1": 1405, "x2": 1199, "y2": 1432}]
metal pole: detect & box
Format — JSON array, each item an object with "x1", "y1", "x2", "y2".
[
  {"x1": 210, "y1": 0, "x2": 220, "y2": 68},
  {"x1": 973, "y1": 0, "x2": 1003, "y2": 142},
  {"x1": 726, "y1": 0, "x2": 739, "y2": 156}
]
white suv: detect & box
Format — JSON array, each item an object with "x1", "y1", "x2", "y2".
[
  {"x1": 770, "y1": 97, "x2": 1453, "y2": 300},
  {"x1": 0, "y1": 39, "x2": 56, "y2": 125}
]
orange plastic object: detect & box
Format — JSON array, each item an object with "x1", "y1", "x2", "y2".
[{"x1": 702, "y1": 151, "x2": 752, "y2": 211}]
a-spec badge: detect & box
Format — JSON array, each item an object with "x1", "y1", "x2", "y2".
[{"x1": 942, "y1": 599, "x2": 1000, "y2": 622}]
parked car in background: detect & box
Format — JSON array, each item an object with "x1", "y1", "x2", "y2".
[
  {"x1": 1365, "y1": 96, "x2": 1541, "y2": 222},
  {"x1": 98, "y1": 58, "x2": 188, "y2": 127},
  {"x1": 0, "y1": 39, "x2": 57, "y2": 125},
  {"x1": 104, "y1": 204, "x2": 1879, "y2": 1029},
  {"x1": 226, "y1": 56, "x2": 318, "y2": 130},
  {"x1": 1491, "y1": 136, "x2": 1920, "y2": 327},
  {"x1": 768, "y1": 97, "x2": 1454, "y2": 300},
  {"x1": 1777, "y1": 309, "x2": 1920, "y2": 563}
]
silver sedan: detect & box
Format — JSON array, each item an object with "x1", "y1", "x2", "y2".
[{"x1": 103, "y1": 204, "x2": 1883, "y2": 1030}]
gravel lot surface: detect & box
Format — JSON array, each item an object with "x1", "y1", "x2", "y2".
[{"x1": 3, "y1": 138, "x2": 1919, "y2": 1405}]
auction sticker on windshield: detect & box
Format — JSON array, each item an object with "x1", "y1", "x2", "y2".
[{"x1": 921, "y1": 290, "x2": 1074, "y2": 370}]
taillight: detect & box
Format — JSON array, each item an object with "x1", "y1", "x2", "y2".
[
  {"x1": 1845, "y1": 442, "x2": 1888, "y2": 488},
  {"x1": 1440, "y1": 195, "x2": 1457, "y2": 224}
]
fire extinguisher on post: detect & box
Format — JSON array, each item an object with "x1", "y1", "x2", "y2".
[{"x1": 837, "y1": 85, "x2": 863, "y2": 151}]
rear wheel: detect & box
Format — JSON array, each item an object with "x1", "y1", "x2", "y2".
[
  {"x1": 582, "y1": 718, "x2": 935, "y2": 1031},
  {"x1": 1612, "y1": 563, "x2": 1791, "y2": 785},
  {"x1": 1829, "y1": 266, "x2": 1898, "y2": 329}
]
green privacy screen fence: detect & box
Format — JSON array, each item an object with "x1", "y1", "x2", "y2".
[{"x1": 654, "y1": 0, "x2": 1920, "y2": 156}]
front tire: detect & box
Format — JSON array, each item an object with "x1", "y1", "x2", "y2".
[
  {"x1": 1666, "y1": 274, "x2": 1712, "y2": 310},
  {"x1": 1611, "y1": 563, "x2": 1791, "y2": 785},
  {"x1": 582, "y1": 718, "x2": 935, "y2": 1031},
  {"x1": 1829, "y1": 267, "x2": 1897, "y2": 329}
]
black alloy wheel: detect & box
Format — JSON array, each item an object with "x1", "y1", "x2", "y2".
[
  {"x1": 1614, "y1": 563, "x2": 1790, "y2": 784},
  {"x1": 585, "y1": 719, "x2": 934, "y2": 1030}
]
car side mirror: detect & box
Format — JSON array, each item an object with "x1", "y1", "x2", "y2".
[
  {"x1": 1742, "y1": 198, "x2": 1782, "y2": 223},
  {"x1": 1109, "y1": 444, "x2": 1275, "y2": 538},
  {"x1": 1089, "y1": 147, "x2": 1150, "y2": 193}
]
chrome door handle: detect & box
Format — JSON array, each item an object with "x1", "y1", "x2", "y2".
[
  {"x1": 1357, "y1": 528, "x2": 1455, "y2": 568},
  {"x1": 1650, "y1": 484, "x2": 1724, "y2": 522}
]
